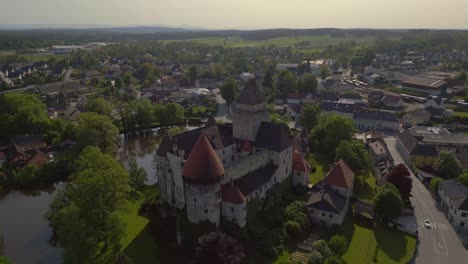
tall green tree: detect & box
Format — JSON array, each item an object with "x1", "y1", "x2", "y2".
[
  {"x1": 86, "y1": 97, "x2": 113, "y2": 117},
  {"x1": 310, "y1": 115, "x2": 355, "y2": 162},
  {"x1": 129, "y1": 157, "x2": 147, "y2": 192},
  {"x1": 220, "y1": 77, "x2": 240, "y2": 105},
  {"x1": 373, "y1": 183, "x2": 403, "y2": 221},
  {"x1": 328, "y1": 235, "x2": 348, "y2": 256},
  {"x1": 187, "y1": 65, "x2": 199, "y2": 82},
  {"x1": 48, "y1": 147, "x2": 131, "y2": 264},
  {"x1": 299, "y1": 104, "x2": 320, "y2": 131},
  {"x1": 76, "y1": 112, "x2": 119, "y2": 154},
  {"x1": 275, "y1": 70, "x2": 296, "y2": 99},
  {"x1": 335, "y1": 140, "x2": 372, "y2": 174},
  {"x1": 433, "y1": 152, "x2": 462, "y2": 179},
  {"x1": 319, "y1": 65, "x2": 331, "y2": 80},
  {"x1": 300, "y1": 73, "x2": 318, "y2": 94}
]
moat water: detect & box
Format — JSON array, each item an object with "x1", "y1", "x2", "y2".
[{"x1": 0, "y1": 134, "x2": 161, "y2": 264}]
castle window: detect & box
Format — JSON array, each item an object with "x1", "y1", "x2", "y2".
[
  {"x1": 231, "y1": 207, "x2": 234, "y2": 213},
  {"x1": 194, "y1": 198, "x2": 197, "y2": 203},
  {"x1": 204, "y1": 209, "x2": 208, "y2": 214},
  {"x1": 330, "y1": 214, "x2": 333, "y2": 218},
  {"x1": 223, "y1": 150, "x2": 225, "y2": 154},
  {"x1": 322, "y1": 213, "x2": 325, "y2": 217},
  {"x1": 223, "y1": 159, "x2": 225, "y2": 164},
  {"x1": 232, "y1": 156, "x2": 234, "y2": 161}
]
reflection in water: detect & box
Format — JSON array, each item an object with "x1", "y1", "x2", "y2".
[
  {"x1": 118, "y1": 133, "x2": 162, "y2": 185},
  {"x1": 0, "y1": 183, "x2": 64, "y2": 264}
]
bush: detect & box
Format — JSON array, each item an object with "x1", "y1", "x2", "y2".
[
  {"x1": 429, "y1": 177, "x2": 443, "y2": 194},
  {"x1": 284, "y1": 220, "x2": 301, "y2": 237},
  {"x1": 328, "y1": 235, "x2": 348, "y2": 256}
]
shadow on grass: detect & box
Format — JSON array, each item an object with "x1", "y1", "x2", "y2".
[{"x1": 374, "y1": 224, "x2": 408, "y2": 261}]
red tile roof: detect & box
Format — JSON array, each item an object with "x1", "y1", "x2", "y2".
[
  {"x1": 323, "y1": 159, "x2": 355, "y2": 189},
  {"x1": 182, "y1": 135, "x2": 224, "y2": 184},
  {"x1": 221, "y1": 184, "x2": 246, "y2": 204},
  {"x1": 293, "y1": 150, "x2": 311, "y2": 172}
]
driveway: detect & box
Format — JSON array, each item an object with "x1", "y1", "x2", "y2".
[{"x1": 384, "y1": 137, "x2": 468, "y2": 264}]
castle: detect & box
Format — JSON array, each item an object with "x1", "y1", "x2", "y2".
[{"x1": 156, "y1": 79, "x2": 311, "y2": 227}]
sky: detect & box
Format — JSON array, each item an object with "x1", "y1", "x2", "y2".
[{"x1": 2, "y1": 0, "x2": 468, "y2": 30}]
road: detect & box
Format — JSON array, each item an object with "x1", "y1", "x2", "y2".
[{"x1": 385, "y1": 137, "x2": 468, "y2": 264}]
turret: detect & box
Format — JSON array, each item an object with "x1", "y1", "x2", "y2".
[
  {"x1": 182, "y1": 135, "x2": 224, "y2": 225},
  {"x1": 232, "y1": 79, "x2": 269, "y2": 141}
]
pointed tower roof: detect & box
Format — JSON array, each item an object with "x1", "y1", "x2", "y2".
[
  {"x1": 236, "y1": 79, "x2": 265, "y2": 105},
  {"x1": 323, "y1": 159, "x2": 355, "y2": 189},
  {"x1": 293, "y1": 150, "x2": 311, "y2": 172},
  {"x1": 221, "y1": 184, "x2": 246, "y2": 205},
  {"x1": 205, "y1": 114, "x2": 217, "y2": 127},
  {"x1": 182, "y1": 135, "x2": 224, "y2": 184}
]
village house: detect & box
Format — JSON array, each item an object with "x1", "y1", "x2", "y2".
[
  {"x1": 397, "y1": 126, "x2": 468, "y2": 168},
  {"x1": 156, "y1": 79, "x2": 301, "y2": 229},
  {"x1": 353, "y1": 111, "x2": 400, "y2": 132},
  {"x1": 306, "y1": 160, "x2": 355, "y2": 226},
  {"x1": 439, "y1": 179, "x2": 468, "y2": 235}
]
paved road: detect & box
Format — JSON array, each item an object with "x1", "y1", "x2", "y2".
[{"x1": 385, "y1": 137, "x2": 468, "y2": 264}]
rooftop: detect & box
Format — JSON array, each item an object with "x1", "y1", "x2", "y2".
[{"x1": 439, "y1": 179, "x2": 468, "y2": 211}]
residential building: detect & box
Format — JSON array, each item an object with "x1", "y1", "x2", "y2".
[
  {"x1": 353, "y1": 111, "x2": 400, "y2": 132},
  {"x1": 439, "y1": 179, "x2": 468, "y2": 234},
  {"x1": 306, "y1": 160, "x2": 355, "y2": 226}
]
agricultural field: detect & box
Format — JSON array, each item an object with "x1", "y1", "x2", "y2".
[
  {"x1": 0, "y1": 50, "x2": 68, "y2": 63},
  {"x1": 164, "y1": 34, "x2": 378, "y2": 53}
]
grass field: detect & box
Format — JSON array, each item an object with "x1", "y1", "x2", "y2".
[
  {"x1": 342, "y1": 217, "x2": 416, "y2": 264},
  {"x1": 164, "y1": 34, "x2": 377, "y2": 53},
  {"x1": 309, "y1": 165, "x2": 324, "y2": 185},
  {"x1": 0, "y1": 50, "x2": 68, "y2": 63}
]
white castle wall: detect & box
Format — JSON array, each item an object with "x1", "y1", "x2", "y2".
[
  {"x1": 221, "y1": 201, "x2": 246, "y2": 227},
  {"x1": 185, "y1": 182, "x2": 221, "y2": 225}
]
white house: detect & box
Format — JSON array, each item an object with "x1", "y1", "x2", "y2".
[
  {"x1": 307, "y1": 160, "x2": 355, "y2": 226},
  {"x1": 439, "y1": 179, "x2": 468, "y2": 234}
]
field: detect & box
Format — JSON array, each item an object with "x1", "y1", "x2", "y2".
[
  {"x1": 0, "y1": 50, "x2": 68, "y2": 63},
  {"x1": 164, "y1": 34, "x2": 377, "y2": 53},
  {"x1": 342, "y1": 216, "x2": 417, "y2": 264},
  {"x1": 309, "y1": 165, "x2": 324, "y2": 185}
]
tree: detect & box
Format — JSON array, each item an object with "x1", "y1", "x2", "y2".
[
  {"x1": 373, "y1": 183, "x2": 403, "y2": 221},
  {"x1": 262, "y1": 71, "x2": 274, "y2": 88},
  {"x1": 123, "y1": 72, "x2": 133, "y2": 86},
  {"x1": 220, "y1": 77, "x2": 240, "y2": 105},
  {"x1": 195, "y1": 232, "x2": 245, "y2": 264},
  {"x1": 433, "y1": 152, "x2": 462, "y2": 179},
  {"x1": 76, "y1": 112, "x2": 119, "y2": 154},
  {"x1": 312, "y1": 240, "x2": 332, "y2": 259},
  {"x1": 299, "y1": 104, "x2": 320, "y2": 131},
  {"x1": 308, "y1": 251, "x2": 325, "y2": 264},
  {"x1": 214, "y1": 63, "x2": 225, "y2": 80},
  {"x1": 155, "y1": 103, "x2": 185, "y2": 125},
  {"x1": 15, "y1": 164, "x2": 38, "y2": 186},
  {"x1": 335, "y1": 140, "x2": 372, "y2": 174},
  {"x1": 386, "y1": 164, "x2": 412, "y2": 202},
  {"x1": 310, "y1": 115, "x2": 355, "y2": 161},
  {"x1": 129, "y1": 157, "x2": 147, "y2": 192},
  {"x1": 275, "y1": 70, "x2": 296, "y2": 99},
  {"x1": 300, "y1": 73, "x2": 318, "y2": 94},
  {"x1": 188, "y1": 65, "x2": 199, "y2": 82},
  {"x1": 319, "y1": 65, "x2": 331, "y2": 80},
  {"x1": 328, "y1": 235, "x2": 347, "y2": 256},
  {"x1": 86, "y1": 97, "x2": 112, "y2": 117},
  {"x1": 49, "y1": 147, "x2": 131, "y2": 264},
  {"x1": 429, "y1": 177, "x2": 443, "y2": 194},
  {"x1": 134, "y1": 100, "x2": 154, "y2": 130},
  {"x1": 283, "y1": 201, "x2": 309, "y2": 236}
]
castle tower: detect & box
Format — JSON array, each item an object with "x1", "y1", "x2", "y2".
[
  {"x1": 232, "y1": 79, "x2": 269, "y2": 141},
  {"x1": 182, "y1": 135, "x2": 224, "y2": 225}
]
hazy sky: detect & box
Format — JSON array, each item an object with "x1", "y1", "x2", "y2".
[{"x1": 2, "y1": 0, "x2": 468, "y2": 29}]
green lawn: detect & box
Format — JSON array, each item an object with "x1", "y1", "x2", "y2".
[
  {"x1": 119, "y1": 200, "x2": 150, "y2": 250},
  {"x1": 454, "y1": 111, "x2": 468, "y2": 118},
  {"x1": 342, "y1": 217, "x2": 416, "y2": 264},
  {"x1": 309, "y1": 165, "x2": 324, "y2": 185}
]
